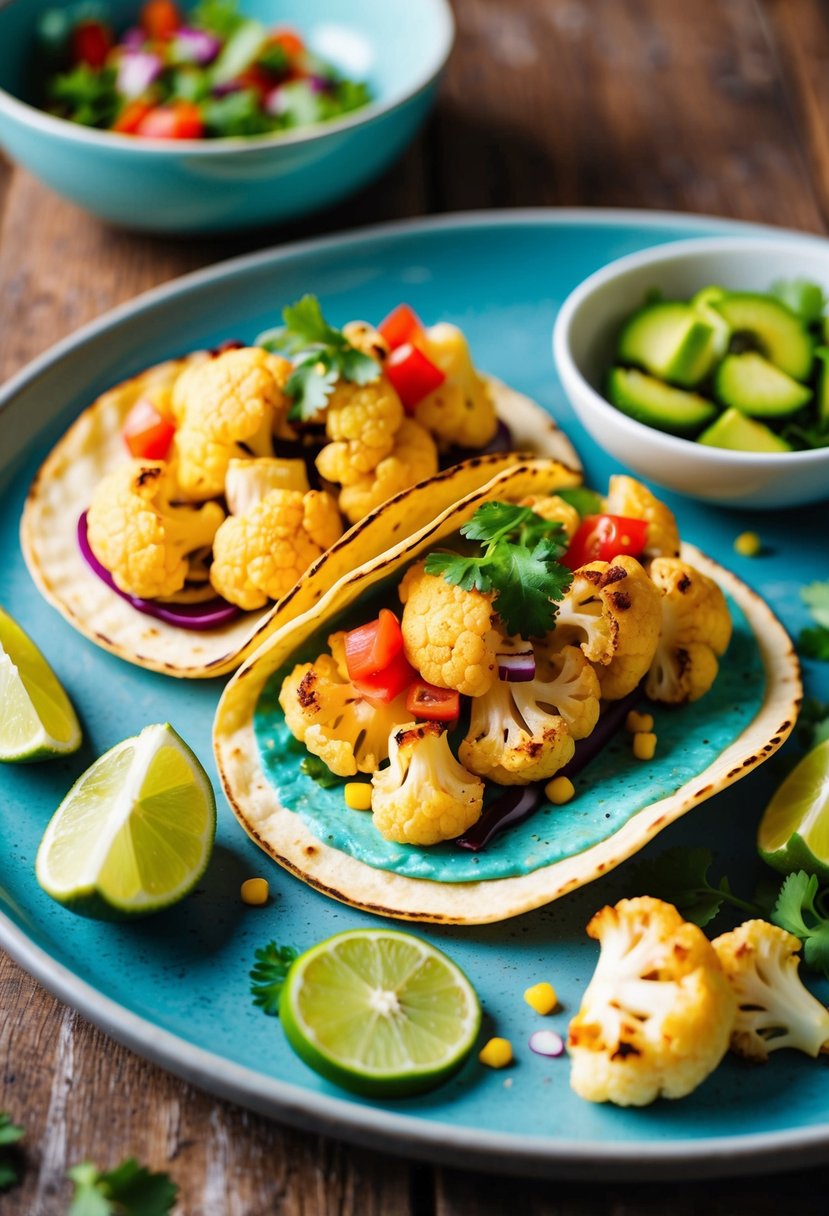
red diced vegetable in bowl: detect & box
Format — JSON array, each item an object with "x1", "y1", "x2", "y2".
[{"x1": 141, "y1": 0, "x2": 181, "y2": 39}]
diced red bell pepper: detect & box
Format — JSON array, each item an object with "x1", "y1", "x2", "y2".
[
  {"x1": 141, "y1": 0, "x2": 182, "y2": 39},
  {"x1": 71, "y1": 20, "x2": 114, "y2": 68},
  {"x1": 563, "y1": 515, "x2": 649, "y2": 570},
  {"x1": 269, "y1": 29, "x2": 305, "y2": 59},
  {"x1": 113, "y1": 100, "x2": 155, "y2": 135},
  {"x1": 355, "y1": 648, "x2": 417, "y2": 703},
  {"x1": 122, "y1": 397, "x2": 176, "y2": 460},
  {"x1": 385, "y1": 343, "x2": 446, "y2": 413},
  {"x1": 345, "y1": 609, "x2": 417, "y2": 702},
  {"x1": 135, "y1": 101, "x2": 205, "y2": 139},
  {"x1": 405, "y1": 680, "x2": 460, "y2": 723},
  {"x1": 378, "y1": 304, "x2": 426, "y2": 351}
]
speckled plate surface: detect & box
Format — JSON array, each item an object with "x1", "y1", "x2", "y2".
[{"x1": 1, "y1": 210, "x2": 827, "y2": 1180}]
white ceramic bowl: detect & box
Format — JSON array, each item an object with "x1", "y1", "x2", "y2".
[{"x1": 553, "y1": 236, "x2": 829, "y2": 508}]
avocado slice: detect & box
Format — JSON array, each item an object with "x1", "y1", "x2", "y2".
[
  {"x1": 815, "y1": 346, "x2": 829, "y2": 427},
  {"x1": 607, "y1": 367, "x2": 719, "y2": 436},
  {"x1": 713, "y1": 292, "x2": 814, "y2": 380},
  {"x1": 617, "y1": 301, "x2": 718, "y2": 388},
  {"x1": 690, "y1": 285, "x2": 731, "y2": 359},
  {"x1": 698, "y1": 407, "x2": 792, "y2": 453},
  {"x1": 714, "y1": 352, "x2": 812, "y2": 418}
]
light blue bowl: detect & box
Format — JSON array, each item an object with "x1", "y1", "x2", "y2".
[{"x1": 0, "y1": 0, "x2": 453, "y2": 233}]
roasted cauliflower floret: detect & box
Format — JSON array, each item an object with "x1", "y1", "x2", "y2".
[
  {"x1": 712, "y1": 920, "x2": 829, "y2": 1061},
  {"x1": 552, "y1": 556, "x2": 662, "y2": 700},
  {"x1": 605, "y1": 475, "x2": 681, "y2": 559},
  {"x1": 280, "y1": 650, "x2": 410, "y2": 777},
  {"x1": 171, "y1": 348, "x2": 292, "y2": 501},
  {"x1": 342, "y1": 320, "x2": 390, "y2": 363},
  {"x1": 519, "y1": 494, "x2": 581, "y2": 541},
  {"x1": 399, "y1": 560, "x2": 500, "y2": 698},
  {"x1": 315, "y1": 377, "x2": 405, "y2": 486},
  {"x1": 567, "y1": 897, "x2": 736, "y2": 1107},
  {"x1": 645, "y1": 558, "x2": 732, "y2": 704},
  {"x1": 371, "y1": 721, "x2": 484, "y2": 844},
  {"x1": 210, "y1": 489, "x2": 342, "y2": 611},
  {"x1": 337, "y1": 419, "x2": 439, "y2": 524},
  {"x1": 414, "y1": 323, "x2": 498, "y2": 449},
  {"x1": 225, "y1": 457, "x2": 310, "y2": 514},
  {"x1": 86, "y1": 460, "x2": 224, "y2": 601}
]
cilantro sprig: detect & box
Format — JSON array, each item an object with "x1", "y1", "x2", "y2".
[
  {"x1": 250, "y1": 941, "x2": 299, "y2": 1016},
  {"x1": 258, "y1": 295, "x2": 380, "y2": 421},
  {"x1": 0, "y1": 1112, "x2": 24, "y2": 1191},
  {"x1": 798, "y1": 581, "x2": 829, "y2": 661},
  {"x1": 68, "y1": 1158, "x2": 177, "y2": 1216},
  {"x1": 772, "y1": 872, "x2": 829, "y2": 977},
  {"x1": 424, "y1": 501, "x2": 573, "y2": 637}
]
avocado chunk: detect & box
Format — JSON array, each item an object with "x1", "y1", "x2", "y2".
[
  {"x1": 607, "y1": 367, "x2": 719, "y2": 436},
  {"x1": 714, "y1": 352, "x2": 812, "y2": 418},
  {"x1": 690, "y1": 285, "x2": 731, "y2": 359},
  {"x1": 698, "y1": 407, "x2": 793, "y2": 453},
  {"x1": 617, "y1": 301, "x2": 718, "y2": 388},
  {"x1": 713, "y1": 292, "x2": 814, "y2": 380},
  {"x1": 815, "y1": 346, "x2": 829, "y2": 427}
]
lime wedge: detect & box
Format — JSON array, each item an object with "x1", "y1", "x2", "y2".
[
  {"x1": 36, "y1": 723, "x2": 216, "y2": 918},
  {"x1": 280, "y1": 929, "x2": 481, "y2": 1097},
  {"x1": 0, "y1": 606, "x2": 81, "y2": 763},
  {"x1": 758, "y1": 739, "x2": 829, "y2": 881}
]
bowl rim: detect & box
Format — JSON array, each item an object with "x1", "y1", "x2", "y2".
[
  {"x1": 552, "y1": 234, "x2": 829, "y2": 467},
  {"x1": 0, "y1": 0, "x2": 454, "y2": 154}
]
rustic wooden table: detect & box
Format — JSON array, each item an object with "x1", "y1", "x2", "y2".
[{"x1": 3, "y1": 0, "x2": 829, "y2": 1210}]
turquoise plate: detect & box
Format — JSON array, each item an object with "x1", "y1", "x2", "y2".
[{"x1": 1, "y1": 211, "x2": 827, "y2": 1179}]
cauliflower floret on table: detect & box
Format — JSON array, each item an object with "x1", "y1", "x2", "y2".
[
  {"x1": 519, "y1": 494, "x2": 581, "y2": 541},
  {"x1": 399, "y1": 560, "x2": 500, "y2": 698},
  {"x1": 315, "y1": 377, "x2": 404, "y2": 486},
  {"x1": 280, "y1": 650, "x2": 410, "y2": 778},
  {"x1": 371, "y1": 721, "x2": 484, "y2": 844},
  {"x1": 712, "y1": 921, "x2": 829, "y2": 1061},
  {"x1": 567, "y1": 897, "x2": 736, "y2": 1107},
  {"x1": 86, "y1": 460, "x2": 225, "y2": 601},
  {"x1": 551, "y1": 555, "x2": 662, "y2": 700},
  {"x1": 645, "y1": 558, "x2": 732, "y2": 704},
  {"x1": 604, "y1": 475, "x2": 681, "y2": 559},
  {"x1": 336, "y1": 419, "x2": 439, "y2": 524},
  {"x1": 414, "y1": 323, "x2": 498, "y2": 449},
  {"x1": 210, "y1": 489, "x2": 342, "y2": 611}
]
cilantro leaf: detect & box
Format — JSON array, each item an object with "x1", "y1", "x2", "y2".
[
  {"x1": 280, "y1": 295, "x2": 344, "y2": 353},
  {"x1": 803, "y1": 581, "x2": 829, "y2": 630},
  {"x1": 626, "y1": 846, "x2": 764, "y2": 928},
  {"x1": 0, "y1": 1112, "x2": 24, "y2": 1191},
  {"x1": 797, "y1": 698, "x2": 829, "y2": 750},
  {"x1": 799, "y1": 626, "x2": 829, "y2": 661},
  {"x1": 286, "y1": 355, "x2": 339, "y2": 418},
  {"x1": 301, "y1": 755, "x2": 341, "y2": 788},
  {"x1": 250, "y1": 942, "x2": 299, "y2": 1016},
  {"x1": 772, "y1": 871, "x2": 829, "y2": 978},
  {"x1": 494, "y1": 540, "x2": 573, "y2": 637},
  {"x1": 67, "y1": 1158, "x2": 177, "y2": 1216}
]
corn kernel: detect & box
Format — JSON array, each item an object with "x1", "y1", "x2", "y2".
[
  {"x1": 344, "y1": 782, "x2": 373, "y2": 811},
  {"x1": 734, "y1": 531, "x2": 762, "y2": 558},
  {"x1": 524, "y1": 981, "x2": 558, "y2": 1015},
  {"x1": 544, "y1": 776, "x2": 575, "y2": 805},
  {"x1": 478, "y1": 1037, "x2": 513, "y2": 1069},
  {"x1": 625, "y1": 710, "x2": 654, "y2": 734},
  {"x1": 632, "y1": 731, "x2": 657, "y2": 761},
  {"x1": 241, "y1": 877, "x2": 269, "y2": 906}
]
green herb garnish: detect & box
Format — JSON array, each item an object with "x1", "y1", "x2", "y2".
[
  {"x1": 301, "y1": 755, "x2": 341, "y2": 788},
  {"x1": 798, "y1": 581, "x2": 829, "y2": 661},
  {"x1": 798, "y1": 698, "x2": 829, "y2": 750},
  {"x1": 250, "y1": 942, "x2": 299, "y2": 1016},
  {"x1": 628, "y1": 847, "x2": 762, "y2": 929},
  {"x1": 49, "y1": 64, "x2": 120, "y2": 129},
  {"x1": 772, "y1": 872, "x2": 829, "y2": 977},
  {"x1": 190, "y1": 0, "x2": 246, "y2": 38},
  {"x1": 0, "y1": 1112, "x2": 24, "y2": 1191},
  {"x1": 67, "y1": 1158, "x2": 177, "y2": 1216}
]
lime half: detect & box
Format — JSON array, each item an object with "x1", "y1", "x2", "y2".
[
  {"x1": 36, "y1": 723, "x2": 216, "y2": 918},
  {"x1": 758, "y1": 738, "x2": 829, "y2": 881},
  {"x1": 280, "y1": 929, "x2": 481, "y2": 1097},
  {"x1": 0, "y1": 606, "x2": 81, "y2": 762}
]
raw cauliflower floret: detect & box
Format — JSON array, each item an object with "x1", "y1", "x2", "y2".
[
  {"x1": 171, "y1": 348, "x2": 292, "y2": 501},
  {"x1": 86, "y1": 460, "x2": 224, "y2": 600},
  {"x1": 337, "y1": 419, "x2": 439, "y2": 524},
  {"x1": 645, "y1": 558, "x2": 732, "y2": 704},
  {"x1": 459, "y1": 644, "x2": 599, "y2": 784},
  {"x1": 280, "y1": 650, "x2": 410, "y2": 777},
  {"x1": 605, "y1": 475, "x2": 681, "y2": 559},
  {"x1": 567, "y1": 897, "x2": 736, "y2": 1107},
  {"x1": 414, "y1": 322, "x2": 498, "y2": 449},
  {"x1": 210, "y1": 489, "x2": 342, "y2": 611},
  {"x1": 400, "y1": 560, "x2": 500, "y2": 698},
  {"x1": 315, "y1": 377, "x2": 404, "y2": 486},
  {"x1": 371, "y1": 721, "x2": 484, "y2": 844},
  {"x1": 519, "y1": 494, "x2": 581, "y2": 541},
  {"x1": 552, "y1": 556, "x2": 662, "y2": 700},
  {"x1": 712, "y1": 920, "x2": 829, "y2": 1061}
]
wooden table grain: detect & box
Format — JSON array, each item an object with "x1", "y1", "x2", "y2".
[{"x1": 3, "y1": 1, "x2": 829, "y2": 1210}]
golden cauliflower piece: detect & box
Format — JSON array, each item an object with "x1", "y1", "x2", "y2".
[
  {"x1": 171, "y1": 348, "x2": 291, "y2": 501},
  {"x1": 414, "y1": 323, "x2": 498, "y2": 449},
  {"x1": 337, "y1": 419, "x2": 439, "y2": 524},
  {"x1": 712, "y1": 921, "x2": 829, "y2": 1061},
  {"x1": 342, "y1": 320, "x2": 390, "y2": 363},
  {"x1": 210, "y1": 489, "x2": 342, "y2": 611},
  {"x1": 645, "y1": 558, "x2": 732, "y2": 704},
  {"x1": 315, "y1": 377, "x2": 404, "y2": 486},
  {"x1": 87, "y1": 460, "x2": 224, "y2": 601},
  {"x1": 568, "y1": 897, "x2": 736, "y2": 1107},
  {"x1": 605, "y1": 475, "x2": 681, "y2": 559},
  {"x1": 399, "y1": 560, "x2": 500, "y2": 698},
  {"x1": 280, "y1": 650, "x2": 410, "y2": 778},
  {"x1": 552, "y1": 556, "x2": 662, "y2": 700},
  {"x1": 520, "y1": 494, "x2": 581, "y2": 541},
  {"x1": 371, "y1": 721, "x2": 484, "y2": 845}
]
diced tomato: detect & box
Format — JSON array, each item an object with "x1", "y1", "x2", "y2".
[
  {"x1": 355, "y1": 648, "x2": 418, "y2": 704},
  {"x1": 135, "y1": 101, "x2": 204, "y2": 139},
  {"x1": 141, "y1": 0, "x2": 181, "y2": 39},
  {"x1": 563, "y1": 515, "x2": 649, "y2": 570},
  {"x1": 345, "y1": 609, "x2": 403, "y2": 682},
  {"x1": 122, "y1": 397, "x2": 176, "y2": 460},
  {"x1": 269, "y1": 28, "x2": 305, "y2": 59},
  {"x1": 378, "y1": 304, "x2": 426, "y2": 351},
  {"x1": 405, "y1": 680, "x2": 460, "y2": 723},
  {"x1": 71, "y1": 20, "x2": 113, "y2": 68},
  {"x1": 385, "y1": 343, "x2": 446, "y2": 412},
  {"x1": 113, "y1": 100, "x2": 155, "y2": 135}
]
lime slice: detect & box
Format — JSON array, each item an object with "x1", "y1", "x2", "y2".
[
  {"x1": 0, "y1": 606, "x2": 81, "y2": 762},
  {"x1": 758, "y1": 739, "x2": 829, "y2": 881},
  {"x1": 36, "y1": 723, "x2": 216, "y2": 918},
  {"x1": 280, "y1": 929, "x2": 481, "y2": 1097}
]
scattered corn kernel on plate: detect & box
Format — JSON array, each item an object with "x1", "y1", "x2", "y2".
[{"x1": 1, "y1": 211, "x2": 827, "y2": 1180}]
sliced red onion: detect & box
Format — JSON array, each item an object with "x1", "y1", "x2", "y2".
[
  {"x1": 557, "y1": 684, "x2": 643, "y2": 782},
  {"x1": 121, "y1": 26, "x2": 146, "y2": 50},
  {"x1": 529, "y1": 1031, "x2": 565, "y2": 1058},
  {"x1": 175, "y1": 27, "x2": 222, "y2": 65},
  {"x1": 117, "y1": 51, "x2": 163, "y2": 99},
  {"x1": 497, "y1": 650, "x2": 536, "y2": 682},
  {"x1": 77, "y1": 513, "x2": 241, "y2": 632},
  {"x1": 456, "y1": 785, "x2": 542, "y2": 852},
  {"x1": 212, "y1": 79, "x2": 244, "y2": 98},
  {"x1": 309, "y1": 74, "x2": 333, "y2": 93}
]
